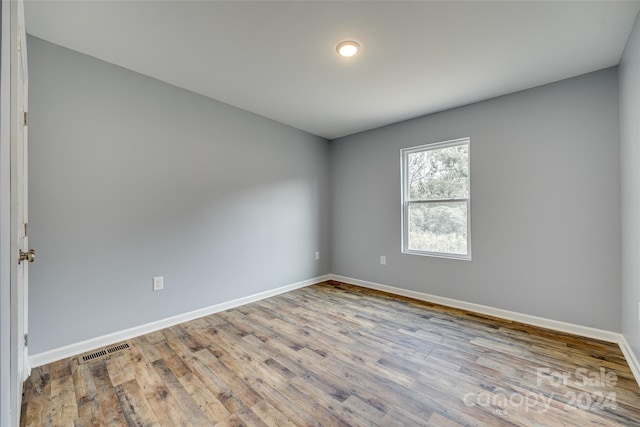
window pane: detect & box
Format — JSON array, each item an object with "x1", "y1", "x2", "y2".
[
  {"x1": 408, "y1": 201, "x2": 468, "y2": 255},
  {"x1": 407, "y1": 144, "x2": 469, "y2": 200}
]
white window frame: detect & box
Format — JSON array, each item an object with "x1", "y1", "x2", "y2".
[{"x1": 401, "y1": 137, "x2": 471, "y2": 260}]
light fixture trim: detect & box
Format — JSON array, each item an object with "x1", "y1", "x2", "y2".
[{"x1": 336, "y1": 40, "x2": 361, "y2": 58}]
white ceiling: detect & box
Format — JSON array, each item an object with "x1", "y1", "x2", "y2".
[{"x1": 25, "y1": 1, "x2": 640, "y2": 139}]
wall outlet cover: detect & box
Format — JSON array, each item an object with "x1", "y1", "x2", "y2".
[{"x1": 153, "y1": 276, "x2": 164, "y2": 291}]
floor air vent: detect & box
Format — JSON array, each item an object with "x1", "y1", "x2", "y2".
[{"x1": 79, "y1": 342, "x2": 131, "y2": 364}]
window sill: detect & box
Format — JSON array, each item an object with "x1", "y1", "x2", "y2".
[{"x1": 402, "y1": 249, "x2": 472, "y2": 261}]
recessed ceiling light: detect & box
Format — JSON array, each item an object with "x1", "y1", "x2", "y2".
[{"x1": 336, "y1": 41, "x2": 361, "y2": 58}]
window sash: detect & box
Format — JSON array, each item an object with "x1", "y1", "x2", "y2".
[{"x1": 405, "y1": 200, "x2": 470, "y2": 256}]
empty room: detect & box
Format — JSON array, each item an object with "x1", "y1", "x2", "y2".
[{"x1": 3, "y1": 0, "x2": 640, "y2": 426}]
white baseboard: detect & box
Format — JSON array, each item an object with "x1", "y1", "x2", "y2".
[
  {"x1": 28, "y1": 274, "x2": 331, "y2": 368},
  {"x1": 329, "y1": 274, "x2": 622, "y2": 344},
  {"x1": 618, "y1": 335, "x2": 640, "y2": 386},
  {"x1": 30, "y1": 272, "x2": 640, "y2": 390}
]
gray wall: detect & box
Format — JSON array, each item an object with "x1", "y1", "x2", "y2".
[
  {"x1": 27, "y1": 31, "x2": 628, "y2": 355},
  {"x1": 331, "y1": 68, "x2": 621, "y2": 331},
  {"x1": 621, "y1": 12, "x2": 640, "y2": 356},
  {"x1": 28, "y1": 36, "x2": 331, "y2": 354}
]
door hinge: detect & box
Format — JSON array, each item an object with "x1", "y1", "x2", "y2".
[
  {"x1": 23, "y1": 111, "x2": 28, "y2": 126},
  {"x1": 24, "y1": 334, "x2": 28, "y2": 347},
  {"x1": 17, "y1": 33, "x2": 21, "y2": 52},
  {"x1": 24, "y1": 223, "x2": 28, "y2": 237}
]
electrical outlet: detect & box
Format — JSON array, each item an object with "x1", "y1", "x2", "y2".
[
  {"x1": 380, "y1": 256, "x2": 386, "y2": 265},
  {"x1": 153, "y1": 276, "x2": 164, "y2": 291},
  {"x1": 315, "y1": 251, "x2": 320, "y2": 260}
]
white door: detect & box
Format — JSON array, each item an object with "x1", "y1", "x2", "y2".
[
  {"x1": 9, "y1": 0, "x2": 31, "y2": 422},
  {"x1": 0, "y1": 0, "x2": 30, "y2": 424},
  {"x1": 14, "y1": 0, "x2": 30, "y2": 382}
]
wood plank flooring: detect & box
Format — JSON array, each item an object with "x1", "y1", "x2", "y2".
[{"x1": 21, "y1": 281, "x2": 640, "y2": 426}]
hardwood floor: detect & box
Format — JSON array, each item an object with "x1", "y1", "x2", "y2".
[{"x1": 21, "y1": 281, "x2": 640, "y2": 426}]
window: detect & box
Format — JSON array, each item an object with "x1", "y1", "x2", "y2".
[{"x1": 401, "y1": 138, "x2": 470, "y2": 260}]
